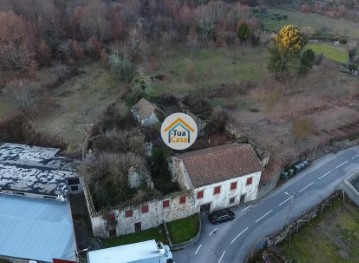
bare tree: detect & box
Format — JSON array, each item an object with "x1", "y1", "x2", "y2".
[
  {"x1": 2, "y1": 79, "x2": 42, "y2": 113},
  {"x1": 51, "y1": 60, "x2": 69, "y2": 79}
]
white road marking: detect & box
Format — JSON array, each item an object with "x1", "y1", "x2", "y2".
[
  {"x1": 279, "y1": 196, "x2": 293, "y2": 207},
  {"x1": 242, "y1": 205, "x2": 251, "y2": 211},
  {"x1": 335, "y1": 161, "x2": 348, "y2": 169},
  {"x1": 299, "y1": 182, "x2": 314, "y2": 192},
  {"x1": 218, "y1": 251, "x2": 225, "y2": 263},
  {"x1": 352, "y1": 155, "x2": 359, "y2": 160},
  {"x1": 209, "y1": 228, "x2": 217, "y2": 236},
  {"x1": 230, "y1": 227, "x2": 249, "y2": 244},
  {"x1": 255, "y1": 210, "x2": 273, "y2": 223},
  {"x1": 284, "y1": 191, "x2": 293, "y2": 197},
  {"x1": 318, "y1": 170, "x2": 331, "y2": 180},
  {"x1": 195, "y1": 244, "x2": 202, "y2": 255}
]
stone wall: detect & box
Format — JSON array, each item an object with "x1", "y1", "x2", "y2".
[
  {"x1": 340, "y1": 172, "x2": 359, "y2": 206},
  {"x1": 90, "y1": 189, "x2": 196, "y2": 238},
  {"x1": 88, "y1": 170, "x2": 263, "y2": 238}
]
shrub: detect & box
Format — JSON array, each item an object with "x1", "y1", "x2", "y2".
[
  {"x1": 292, "y1": 118, "x2": 317, "y2": 141},
  {"x1": 129, "y1": 69, "x2": 152, "y2": 103},
  {"x1": 205, "y1": 110, "x2": 229, "y2": 135},
  {"x1": 237, "y1": 23, "x2": 251, "y2": 41},
  {"x1": 80, "y1": 152, "x2": 149, "y2": 209},
  {"x1": 108, "y1": 53, "x2": 137, "y2": 83},
  {"x1": 2, "y1": 79, "x2": 43, "y2": 113},
  {"x1": 91, "y1": 129, "x2": 145, "y2": 155},
  {"x1": 298, "y1": 49, "x2": 315, "y2": 76},
  {"x1": 183, "y1": 94, "x2": 212, "y2": 119}
]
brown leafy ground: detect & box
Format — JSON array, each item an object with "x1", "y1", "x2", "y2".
[
  {"x1": 31, "y1": 63, "x2": 127, "y2": 153},
  {"x1": 226, "y1": 61, "x2": 359, "y2": 183}
]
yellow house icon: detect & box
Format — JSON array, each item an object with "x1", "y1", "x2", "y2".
[{"x1": 164, "y1": 118, "x2": 195, "y2": 143}]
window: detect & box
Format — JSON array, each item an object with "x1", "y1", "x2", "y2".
[
  {"x1": 71, "y1": 185, "x2": 79, "y2": 191},
  {"x1": 67, "y1": 178, "x2": 80, "y2": 185},
  {"x1": 141, "y1": 205, "x2": 149, "y2": 214},
  {"x1": 246, "y1": 177, "x2": 253, "y2": 186},
  {"x1": 163, "y1": 200, "x2": 170, "y2": 208},
  {"x1": 179, "y1": 196, "x2": 186, "y2": 204},
  {"x1": 125, "y1": 210, "x2": 133, "y2": 218},
  {"x1": 213, "y1": 186, "x2": 221, "y2": 195},
  {"x1": 229, "y1": 197, "x2": 235, "y2": 204},
  {"x1": 230, "y1": 182, "x2": 237, "y2": 190},
  {"x1": 197, "y1": 191, "x2": 204, "y2": 199}
]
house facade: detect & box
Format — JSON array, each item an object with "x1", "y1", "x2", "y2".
[
  {"x1": 131, "y1": 98, "x2": 160, "y2": 127},
  {"x1": 86, "y1": 143, "x2": 263, "y2": 238},
  {"x1": 169, "y1": 143, "x2": 263, "y2": 214}
]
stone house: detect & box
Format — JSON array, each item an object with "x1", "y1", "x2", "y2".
[
  {"x1": 168, "y1": 143, "x2": 263, "y2": 214},
  {"x1": 131, "y1": 98, "x2": 161, "y2": 127},
  {"x1": 86, "y1": 143, "x2": 263, "y2": 238},
  {"x1": 88, "y1": 189, "x2": 196, "y2": 237}
]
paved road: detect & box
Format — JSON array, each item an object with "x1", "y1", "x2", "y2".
[{"x1": 173, "y1": 145, "x2": 359, "y2": 263}]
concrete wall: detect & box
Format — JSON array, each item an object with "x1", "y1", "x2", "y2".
[
  {"x1": 341, "y1": 172, "x2": 359, "y2": 206},
  {"x1": 66, "y1": 176, "x2": 84, "y2": 195},
  {"x1": 141, "y1": 113, "x2": 159, "y2": 127},
  {"x1": 168, "y1": 158, "x2": 193, "y2": 190}
]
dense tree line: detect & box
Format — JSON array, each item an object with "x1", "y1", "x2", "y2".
[{"x1": 0, "y1": 0, "x2": 264, "y2": 73}]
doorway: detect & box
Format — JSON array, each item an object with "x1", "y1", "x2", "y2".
[
  {"x1": 200, "y1": 203, "x2": 211, "y2": 215},
  {"x1": 135, "y1": 222, "x2": 141, "y2": 232},
  {"x1": 240, "y1": 194, "x2": 246, "y2": 203}
]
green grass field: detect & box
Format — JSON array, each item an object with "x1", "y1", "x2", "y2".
[
  {"x1": 280, "y1": 200, "x2": 359, "y2": 262},
  {"x1": 102, "y1": 225, "x2": 168, "y2": 248},
  {"x1": 259, "y1": 8, "x2": 359, "y2": 40},
  {"x1": 102, "y1": 214, "x2": 200, "y2": 248},
  {"x1": 167, "y1": 214, "x2": 200, "y2": 244},
  {"x1": 151, "y1": 46, "x2": 270, "y2": 96},
  {"x1": 305, "y1": 43, "x2": 348, "y2": 63}
]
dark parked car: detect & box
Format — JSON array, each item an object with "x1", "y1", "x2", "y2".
[
  {"x1": 208, "y1": 209, "x2": 235, "y2": 224},
  {"x1": 293, "y1": 160, "x2": 310, "y2": 172}
]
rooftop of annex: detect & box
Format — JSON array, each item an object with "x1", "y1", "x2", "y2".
[{"x1": 0, "y1": 143, "x2": 79, "y2": 198}]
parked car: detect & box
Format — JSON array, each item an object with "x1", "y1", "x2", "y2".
[
  {"x1": 293, "y1": 160, "x2": 310, "y2": 173},
  {"x1": 280, "y1": 170, "x2": 289, "y2": 179},
  {"x1": 208, "y1": 209, "x2": 235, "y2": 224}
]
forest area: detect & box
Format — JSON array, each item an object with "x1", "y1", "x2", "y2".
[{"x1": 1, "y1": 0, "x2": 359, "y2": 196}]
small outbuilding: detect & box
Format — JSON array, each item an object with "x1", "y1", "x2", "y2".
[{"x1": 131, "y1": 98, "x2": 161, "y2": 127}]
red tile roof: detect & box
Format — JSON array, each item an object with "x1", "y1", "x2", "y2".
[{"x1": 175, "y1": 143, "x2": 263, "y2": 188}]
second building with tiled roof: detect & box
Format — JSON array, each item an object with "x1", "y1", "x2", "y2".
[{"x1": 168, "y1": 143, "x2": 263, "y2": 213}]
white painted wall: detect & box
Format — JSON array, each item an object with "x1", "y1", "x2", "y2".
[{"x1": 193, "y1": 171, "x2": 262, "y2": 212}]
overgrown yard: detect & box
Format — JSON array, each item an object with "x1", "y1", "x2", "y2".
[
  {"x1": 280, "y1": 200, "x2": 359, "y2": 262},
  {"x1": 151, "y1": 43, "x2": 359, "y2": 182},
  {"x1": 167, "y1": 214, "x2": 200, "y2": 244},
  {"x1": 305, "y1": 43, "x2": 348, "y2": 63},
  {"x1": 31, "y1": 63, "x2": 126, "y2": 153},
  {"x1": 151, "y1": 46, "x2": 270, "y2": 96}
]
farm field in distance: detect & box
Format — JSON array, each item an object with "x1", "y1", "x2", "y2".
[
  {"x1": 280, "y1": 200, "x2": 359, "y2": 262},
  {"x1": 259, "y1": 8, "x2": 359, "y2": 39}
]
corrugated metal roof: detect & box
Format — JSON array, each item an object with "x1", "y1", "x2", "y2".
[{"x1": 0, "y1": 194, "x2": 76, "y2": 262}]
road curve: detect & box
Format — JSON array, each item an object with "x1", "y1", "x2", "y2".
[{"x1": 173, "y1": 145, "x2": 359, "y2": 263}]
